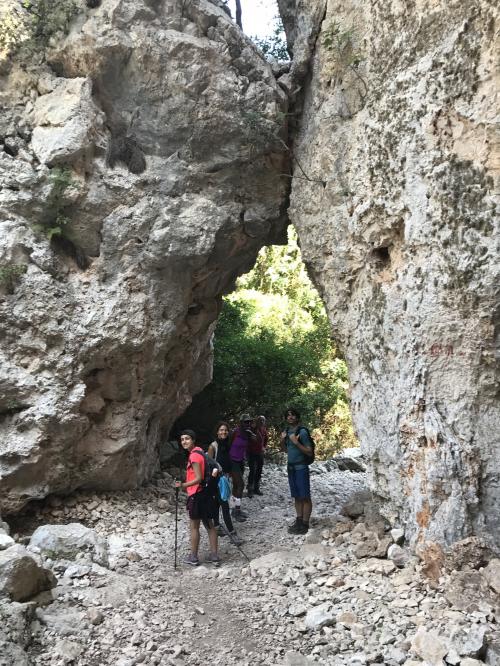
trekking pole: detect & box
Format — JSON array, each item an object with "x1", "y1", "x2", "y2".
[
  {"x1": 219, "y1": 522, "x2": 251, "y2": 563},
  {"x1": 174, "y1": 485, "x2": 179, "y2": 570}
]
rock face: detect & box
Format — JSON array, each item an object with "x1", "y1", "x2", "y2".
[
  {"x1": 0, "y1": 0, "x2": 288, "y2": 512},
  {"x1": 285, "y1": 0, "x2": 499, "y2": 550}
]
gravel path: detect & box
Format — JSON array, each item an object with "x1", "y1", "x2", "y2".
[{"x1": 4, "y1": 463, "x2": 497, "y2": 666}]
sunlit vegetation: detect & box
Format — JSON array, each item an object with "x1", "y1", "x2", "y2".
[{"x1": 201, "y1": 229, "x2": 357, "y2": 456}]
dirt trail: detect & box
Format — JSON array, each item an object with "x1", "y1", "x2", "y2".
[{"x1": 19, "y1": 463, "x2": 365, "y2": 666}]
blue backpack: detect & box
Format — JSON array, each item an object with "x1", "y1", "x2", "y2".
[{"x1": 218, "y1": 475, "x2": 231, "y2": 502}]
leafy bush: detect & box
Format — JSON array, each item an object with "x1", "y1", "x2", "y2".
[
  {"x1": 0, "y1": 263, "x2": 27, "y2": 293},
  {"x1": 33, "y1": 165, "x2": 76, "y2": 240},
  {"x1": 0, "y1": 0, "x2": 79, "y2": 61}
]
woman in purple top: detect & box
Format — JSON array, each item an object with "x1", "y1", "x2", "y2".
[{"x1": 229, "y1": 413, "x2": 256, "y2": 522}]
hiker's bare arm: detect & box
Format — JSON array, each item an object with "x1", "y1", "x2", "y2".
[
  {"x1": 180, "y1": 462, "x2": 203, "y2": 490},
  {"x1": 207, "y1": 444, "x2": 215, "y2": 458},
  {"x1": 290, "y1": 433, "x2": 312, "y2": 455},
  {"x1": 280, "y1": 431, "x2": 286, "y2": 451}
]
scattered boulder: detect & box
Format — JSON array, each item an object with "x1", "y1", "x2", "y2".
[
  {"x1": 0, "y1": 544, "x2": 56, "y2": 602},
  {"x1": 445, "y1": 537, "x2": 493, "y2": 572},
  {"x1": 0, "y1": 533, "x2": 15, "y2": 550},
  {"x1": 353, "y1": 530, "x2": 392, "y2": 559},
  {"x1": 410, "y1": 626, "x2": 447, "y2": 664},
  {"x1": 29, "y1": 523, "x2": 108, "y2": 566},
  {"x1": 304, "y1": 602, "x2": 335, "y2": 630},
  {"x1": 445, "y1": 570, "x2": 498, "y2": 613},
  {"x1": 35, "y1": 607, "x2": 86, "y2": 637},
  {"x1": 0, "y1": 600, "x2": 34, "y2": 666},
  {"x1": 485, "y1": 631, "x2": 500, "y2": 665},
  {"x1": 449, "y1": 624, "x2": 487, "y2": 659},
  {"x1": 390, "y1": 528, "x2": 405, "y2": 545},
  {"x1": 388, "y1": 543, "x2": 410, "y2": 568},
  {"x1": 333, "y1": 449, "x2": 366, "y2": 472},
  {"x1": 31, "y1": 78, "x2": 104, "y2": 165},
  {"x1": 341, "y1": 490, "x2": 372, "y2": 518},
  {"x1": 483, "y1": 559, "x2": 500, "y2": 595}
]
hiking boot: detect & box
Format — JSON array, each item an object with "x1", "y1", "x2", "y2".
[
  {"x1": 295, "y1": 522, "x2": 309, "y2": 535},
  {"x1": 206, "y1": 552, "x2": 221, "y2": 565},
  {"x1": 229, "y1": 531, "x2": 244, "y2": 546},
  {"x1": 287, "y1": 518, "x2": 303, "y2": 534},
  {"x1": 231, "y1": 507, "x2": 247, "y2": 522},
  {"x1": 184, "y1": 553, "x2": 200, "y2": 566}
]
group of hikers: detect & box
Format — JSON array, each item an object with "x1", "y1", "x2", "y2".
[{"x1": 174, "y1": 408, "x2": 314, "y2": 566}]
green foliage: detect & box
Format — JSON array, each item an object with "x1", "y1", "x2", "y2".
[
  {"x1": 33, "y1": 165, "x2": 77, "y2": 240},
  {"x1": 0, "y1": 0, "x2": 79, "y2": 60},
  {"x1": 0, "y1": 263, "x2": 27, "y2": 293},
  {"x1": 207, "y1": 229, "x2": 357, "y2": 457},
  {"x1": 252, "y1": 16, "x2": 289, "y2": 61},
  {"x1": 321, "y1": 21, "x2": 364, "y2": 68},
  {"x1": 320, "y1": 19, "x2": 368, "y2": 102}
]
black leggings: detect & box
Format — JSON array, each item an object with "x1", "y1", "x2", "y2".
[
  {"x1": 213, "y1": 497, "x2": 234, "y2": 533},
  {"x1": 248, "y1": 453, "x2": 264, "y2": 490}
]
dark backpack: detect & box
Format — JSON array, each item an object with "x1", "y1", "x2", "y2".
[
  {"x1": 192, "y1": 447, "x2": 222, "y2": 488},
  {"x1": 295, "y1": 427, "x2": 315, "y2": 465}
]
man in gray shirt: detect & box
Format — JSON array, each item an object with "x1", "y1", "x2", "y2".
[{"x1": 281, "y1": 408, "x2": 313, "y2": 534}]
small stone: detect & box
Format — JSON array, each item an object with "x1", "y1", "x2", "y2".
[
  {"x1": 304, "y1": 603, "x2": 335, "y2": 631},
  {"x1": 391, "y1": 529, "x2": 405, "y2": 545},
  {"x1": 336, "y1": 611, "x2": 357, "y2": 626},
  {"x1": 388, "y1": 544, "x2": 410, "y2": 568},
  {"x1": 87, "y1": 608, "x2": 104, "y2": 625},
  {"x1": 410, "y1": 626, "x2": 447, "y2": 663},
  {"x1": 0, "y1": 533, "x2": 15, "y2": 550}
]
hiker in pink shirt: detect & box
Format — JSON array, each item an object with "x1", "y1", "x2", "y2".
[
  {"x1": 229, "y1": 413, "x2": 255, "y2": 522},
  {"x1": 247, "y1": 415, "x2": 268, "y2": 497}
]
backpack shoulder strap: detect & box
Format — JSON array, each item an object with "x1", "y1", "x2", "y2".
[{"x1": 296, "y1": 426, "x2": 311, "y2": 443}]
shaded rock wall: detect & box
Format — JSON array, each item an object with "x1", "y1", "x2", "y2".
[
  {"x1": 284, "y1": 0, "x2": 499, "y2": 549},
  {"x1": 0, "y1": 0, "x2": 289, "y2": 512}
]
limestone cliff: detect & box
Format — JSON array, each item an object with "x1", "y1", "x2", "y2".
[
  {"x1": 0, "y1": 0, "x2": 288, "y2": 512},
  {"x1": 283, "y1": 0, "x2": 499, "y2": 549}
]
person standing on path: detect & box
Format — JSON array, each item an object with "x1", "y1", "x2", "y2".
[
  {"x1": 175, "y1": 429, "x2": 220, "y2": 566},
  {"x1": 281, "y1": 408, "x2": 313, "y2": 534},
  {"x1": 229, "y1": 413, "x2": 255, "y2": 521},
  {"x1": 208, "y1": 422, "x2": 244, "y2": 546},
  {"x1": 247, "y1": 415, "x2": 268, "y2": 497}
]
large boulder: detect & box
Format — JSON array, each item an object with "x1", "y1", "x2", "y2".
[
  {"x1": 0, "y1": 0, "x2": 288, "y2": 513},
  {"x1": 29, "y1": 523, "x2": 108, "y2": 565},
  {"x1": 0, "y1": 544, "x2": 56, "y2": 602}
]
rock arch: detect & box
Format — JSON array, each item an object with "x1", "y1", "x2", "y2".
[{"x1": 0, "y1": 0, "x2": 498, "y2": 553}]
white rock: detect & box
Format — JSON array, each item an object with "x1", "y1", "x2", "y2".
[
  {"x1": 304, "y1": 602, "x2": 335, "y2": 631},
  {"x1": 0, "y1": 533, "x2": 15, "y2": 550},
  {"x1": 29, "y1": 523, "x2": 108, "y2": 565},
  {"x1": 31, "y1": 78, "x2": 104, "y2": 165},
  {"x1": 410, "y1": 626, "x2": 447, "y2": 664}
]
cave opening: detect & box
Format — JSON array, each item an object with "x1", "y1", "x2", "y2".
[{"x1": 170, "y1": 227, "x2": 356, "y2": 457}]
